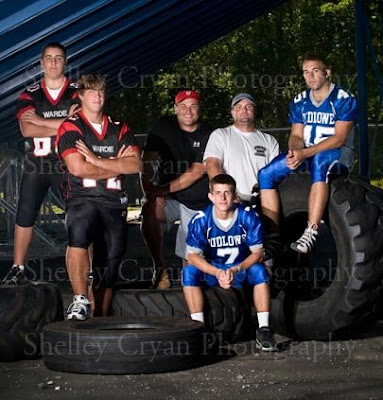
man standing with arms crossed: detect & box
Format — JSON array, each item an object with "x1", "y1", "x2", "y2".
[
  {"x1": 57, "y1": 74, "x2": 141, "y2": 319},
  {"x1": 2, "y1": 43, "x2": 79, "y2": 285}
]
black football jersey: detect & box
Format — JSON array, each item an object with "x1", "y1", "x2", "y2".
[
  {"x1": 57, "y1": 111, "x2": 139, "y2": 208},
  {"x1": 15, "y1": 78, "x2": 79, "y2": 162}
]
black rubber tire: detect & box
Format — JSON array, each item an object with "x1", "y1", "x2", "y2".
[
  {"x1": 42, "y1": 316, "x2": 205, "y2": 374},
  {"x1": 270, "y1": 174, "x2": 383, "y2": 340},
  {"x1": 0, "y1": 281, "x2": 64, "y2": 361},
  {"x1": 111, "y1": 287, "x2": 249, "y2": 342}
]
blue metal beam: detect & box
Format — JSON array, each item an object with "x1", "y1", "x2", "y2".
[
  {"x1": 0, "y1": 0, "x2": 288, "y2": 143},
  {"x1": 355, "y1": 0, "x2": 369, "y2": 177},
  {"x1": 0, "y1": 0, "x2": 64, "y2": 35}
]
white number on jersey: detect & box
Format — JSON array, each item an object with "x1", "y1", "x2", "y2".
[
  {"x1": 337, "y1": 89, "x2": 350, "y2": 99},
  {"x1": 304, "y1": 125, "x2": 335, "y2": 145},
  {"x1": 33, "y1": 138, "x2": 51, "y2": 156},
  {"x1": 106, "y1": 177, "x2": 122, "y2": 190},
  {"x1": 82, "y1": 177, "x2": 121, "y2": 189},
  {"x1": 294, "y1": 91, "x2": 307, "y2": 103},
  {"x1": 217, "y1": 247, "x2": 239, "y2": 264},
  {"x1": 83, "y1": 178, "x2": 97, "y2": 187}
]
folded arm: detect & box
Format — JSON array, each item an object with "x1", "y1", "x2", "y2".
[
  {"x1": 19, "y1": 104, "x2": 79, "y2": 138},
  {"x1": 76, "y1": 140, "x2": 141, "y2": 175},
  {"x1": 63, "y1": 152, "x2": 117, "y2": 180}
]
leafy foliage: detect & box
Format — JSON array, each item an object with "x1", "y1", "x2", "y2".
[{"x1": 105, "y1": 0, "x2": 383, "y2": 174}]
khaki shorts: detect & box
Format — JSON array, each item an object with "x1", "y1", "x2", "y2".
[{"x1": 164, "y1": 197, "x2": 201, "y2": 260}]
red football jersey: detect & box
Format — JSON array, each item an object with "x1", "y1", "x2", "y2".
[
  {"x1": 15, "y1": 78, "x2": 79, "y2": 162},
  {"x1": 57, "y1": 111, "x2": 139, "y2": 208}
]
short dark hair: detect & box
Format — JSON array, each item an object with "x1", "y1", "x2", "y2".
[
  {"x1": 41, "y1": 42, "x2": 67, "y2": 59},
  {"x1": 302, "y1": 54, "x2": 330, "y2": 70},
  {"x1": 78, "y1": 74, "x2": 107, "y2": 94},
  {"x1": 209, "y1": 174, "x2": 236, "y2": 193}
]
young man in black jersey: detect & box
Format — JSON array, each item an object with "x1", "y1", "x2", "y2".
[
  {"x1": 2, "y1": 42, "x2": 79, "y2": 285},
  {"x1": 57, "y1": 74, "x2": 141, "y2": 320},
  {"x1": 141, "y1": 90, "x2": 213, "y2": 288}
]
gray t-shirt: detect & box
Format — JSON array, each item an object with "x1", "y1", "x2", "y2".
[{"x1": 203, "y1": 125, "x2": 279, "y2": 201}]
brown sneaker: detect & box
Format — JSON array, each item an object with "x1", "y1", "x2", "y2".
[{"x1": 152, "y1": 268, "x2": 171, "y2": 289}]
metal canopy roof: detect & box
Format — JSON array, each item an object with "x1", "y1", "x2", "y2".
[{"x1": 0, "y1": 0, "x2": 287, "y2": 144}]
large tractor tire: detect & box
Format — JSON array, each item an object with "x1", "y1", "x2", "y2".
[
  {"x1": 270, "y1": 174, "x2": 383, "y2": 340},
  {"x1": 43, "y1": 316, "x2": 205, "y2": 374},
  {"x1": 0, "y1": 281, "x2": 64, "y2": 361},
  {"x1": 111, "y1": 287, "x2": 249, "y2": 343}
]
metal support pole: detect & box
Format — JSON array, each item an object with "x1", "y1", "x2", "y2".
[{"x1": 355, "y1": 0, "x2": 369, "y2": 177}]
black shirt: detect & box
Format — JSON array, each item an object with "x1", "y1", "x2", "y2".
[{"x1": 145, "y1": 116, "x2": 212, "y2": 210}]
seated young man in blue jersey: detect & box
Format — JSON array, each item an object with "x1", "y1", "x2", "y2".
[
  {"x1": 258, "y1": 55, "x2": 357, "y2": 254},
  {"x1": 182, "y1": 174, "x2": 277, "y2": 352}
]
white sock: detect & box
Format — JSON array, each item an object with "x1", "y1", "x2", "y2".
[
  {"x1": 257, "y1": 312, "x2": 270, "y2": 328},
  {"x1": 190, "y1": 312, "x2": 204, "y2": 323},
  {"x1": 13, "y1": 264, "x2": 25, "y2": 271}
]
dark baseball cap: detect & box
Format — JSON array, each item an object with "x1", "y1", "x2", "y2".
[{"x1": 231, "y1": 93, "x2": 256, "y2": 108}]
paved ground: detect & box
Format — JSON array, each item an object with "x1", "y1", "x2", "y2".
[
  {"x1": 1, "y1": 321, "x2": 383, "y2": 400},
  {"x1": 1, "y1": 225, "x2": 383, "y2": 399}
]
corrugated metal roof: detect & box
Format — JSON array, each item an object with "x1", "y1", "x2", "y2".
[{"x1": 0, "y1": 0, "x2": 287, "y2": 144}]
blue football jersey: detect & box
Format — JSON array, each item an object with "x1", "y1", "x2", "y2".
[
  {"x1": 186, "y1": 204, "x2": 264, "y2": 268},
  {"x1": 289, "y1": 84, "x2": 357, "y2": 168}
]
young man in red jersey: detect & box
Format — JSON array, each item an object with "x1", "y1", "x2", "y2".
[
  {"x1": 2, "y1": 43, "x2": 79, "y2": 285},
  {"x1": 57, "y1": 74, "x2": 141, "y2": 319}
]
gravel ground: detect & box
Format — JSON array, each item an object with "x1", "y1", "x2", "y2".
[
  {"x1": 1, "y1": 321, "x2": 383, "y2": 400},
  {"x1": 1, "y1": 225, "x2": 383, "y2": 400}
]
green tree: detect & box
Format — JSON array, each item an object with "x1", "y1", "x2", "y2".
[{"x1": 106, "y1": 0, "x2": 383, "y2": 167}]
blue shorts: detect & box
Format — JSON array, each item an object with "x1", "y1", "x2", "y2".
[
  {"x1": 181, "y1": 263, "x2": 269, "y2": 289},
  {"x1": 258, "y1": 149, "x2": 347, "y2": 190}
]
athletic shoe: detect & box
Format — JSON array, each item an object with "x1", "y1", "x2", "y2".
[
  {"x1": 1, "y1": 265, "x2": 25, "y2": 286},
  {"x1": 152, "y1": 268, "x2": 171, "y2": 289},
  {"x1": 290, "y1": 227, "x2": 318, "y2": 254},
  {"x1": 67, "y1": 294, "x2": 91, "y2": 321},
  {"x1": 255, "y1": 327, "x2": 278, "y2": 352},
  {"x1": 263, "y1": 250, "x2": 274, "y2": 269},
  {"x1": 263, "y1": 232, "x2": 282, "y2": 269}
]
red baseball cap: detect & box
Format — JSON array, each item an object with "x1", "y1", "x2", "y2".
[{"x1": 175, "y1": 90, "x2": 200, "y2": 104}]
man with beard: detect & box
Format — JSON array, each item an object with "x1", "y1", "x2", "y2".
[{"x1": 204, "y1": 93, "x2": 279, "y2": 206}]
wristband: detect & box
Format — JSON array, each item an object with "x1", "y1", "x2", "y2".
[{"x1": 236, "y1": 265, "x2": 242, "y2": 273}]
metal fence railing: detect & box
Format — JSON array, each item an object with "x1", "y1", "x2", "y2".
[{"x1": 1, "y1": 125, "x2": 382, "y2": 258}]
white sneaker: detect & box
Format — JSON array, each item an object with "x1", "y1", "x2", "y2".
[
  {"x1": 290, "y1": 227, "x2": 318, "y2": 254},
  {"x1": 67, "y1": 294, "x2": 91, "y2": 321},
  {"x1": 1, "y1": 265, "x2": 25, "y2": 286}
]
